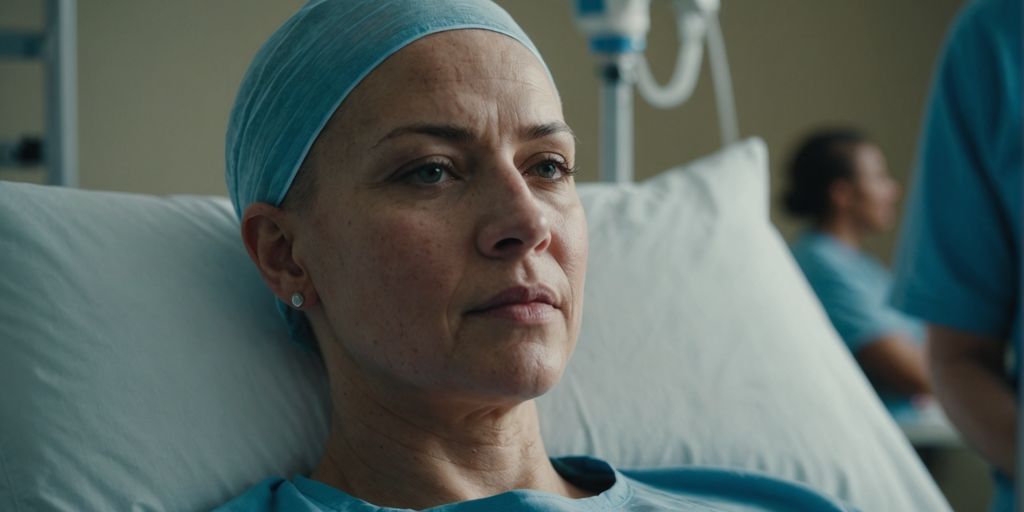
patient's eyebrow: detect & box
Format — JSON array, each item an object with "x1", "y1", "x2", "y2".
[
  {"x1": 374, "y1": 121, "x2": 577, "y2": 149},
  {"x1": 523, "y1": 121, "x2": 576, "y2": 143},
  {"x1": 374, "y1": 123, "x2": 475, "y2": 148}
]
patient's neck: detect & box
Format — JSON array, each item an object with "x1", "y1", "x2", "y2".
[
  {"x1": 310, "y1": 365, "x2": 593, "y2": 509},
  {"x1": 818, "y1": 217, "x2": 863, "y2": 250}
]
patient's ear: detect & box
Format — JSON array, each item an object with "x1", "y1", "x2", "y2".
[
  {"x1": 829, "y1": 179, "x2": 855, "y2": 213},
  {"x1": 241, "y1": 203, "x2": 318, "y2": 308}
]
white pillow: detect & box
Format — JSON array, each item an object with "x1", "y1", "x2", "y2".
[
  {"x1": 537, "y1": 138, "x2": 949, "y2": 511},
  {"x1": 0, "y1": 189, "x2": 329, "y2": 511},
  {"x1": 0, "y1": 138, "x2": 948, "y2": 511}
]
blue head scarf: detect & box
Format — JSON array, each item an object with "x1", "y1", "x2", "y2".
[{"x1": 225, "y1": 0, "x2": 551, "y2": 350}]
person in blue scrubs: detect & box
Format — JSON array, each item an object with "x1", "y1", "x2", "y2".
[
  {"x1": 216, "y1": 1, "x2": 857, "y2": 510},
  {"x1": 784, "y1": 129, "x2": 931, "y2": 403},
  {"x1": 889, "y1": 0, "x2": 1021, "y2": 510}
]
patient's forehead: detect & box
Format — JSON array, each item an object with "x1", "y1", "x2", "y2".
[{"x1": 304, "y1": 29, "x2": 558, "y2": 178}]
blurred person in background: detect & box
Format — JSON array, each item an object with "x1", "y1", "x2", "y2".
[
  {"x1": 784, "y1": 128, "x2": 931, "y2": 408},
  {"x1": 889, "y1": 0, "x2": 1021, "y2": 510}
]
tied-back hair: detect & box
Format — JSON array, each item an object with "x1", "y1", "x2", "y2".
[{"x1": 783, "y1": 128, "x2": 868, "y2": 223}]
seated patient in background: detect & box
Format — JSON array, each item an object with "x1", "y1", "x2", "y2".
[
  {"x1": 215, "y1": 0, "x2": 856, "y2": 510},
  {"x1": 783, "y1": 129, "x2": 931, "y2": 405}
]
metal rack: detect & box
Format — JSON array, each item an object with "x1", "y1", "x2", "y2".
[{"x1": 0, "y1": 0, "x2": 77, "y2": 187}]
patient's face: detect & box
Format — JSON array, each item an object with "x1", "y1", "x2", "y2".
[
  {"x1": 296, "y1": 30, "x2": 587, "y2": 407},
  {"x1": 850, "y1": 143, "x2": 900, "y2": 232}
]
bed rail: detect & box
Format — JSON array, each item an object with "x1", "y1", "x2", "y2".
[{"x1": 0, "y1": 0, "x2": 77, "y2": 187}]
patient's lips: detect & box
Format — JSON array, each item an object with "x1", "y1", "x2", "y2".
[{"x1": 468, "y1": 285, "x2": 558, "y2": 324}]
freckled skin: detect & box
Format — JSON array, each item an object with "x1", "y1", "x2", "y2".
[
  {"x1": 239, "y1": 30, "x2": 596, "y2": 506},
  {"x1": 294, "y1": 30, "x2": 588, "y2": 410}
]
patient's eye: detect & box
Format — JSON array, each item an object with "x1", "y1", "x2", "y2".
[
  {"x1": 402, "y1": 162, "x2": 454, "y2": 186},
  {"x1": 416, "y1": 165, "x2": 446, "y2": 183},
  {"x1": 527, "y1": 156, "x2": 576, "y2": 180},
  {"x1": 535, "y1": 161, "x2": 560, "y2": 179}
]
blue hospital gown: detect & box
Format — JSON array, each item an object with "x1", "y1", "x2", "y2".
[
  {"x1": 215, "y1": 457, "x2": 857, "y2": 511},
  {"x1": 791, "y1": 231, "x2": 924, "y2": 355},
  {"x1": 889, "y1": 0, "x2": 1022, "y2": 510}
]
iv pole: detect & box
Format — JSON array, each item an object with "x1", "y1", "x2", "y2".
[
  {"x1": 598, "y1": 54, "x2": 635, "y2": 184},
  {"x1": 574, "y1": 0, "x2": 735, "y2": 184}
]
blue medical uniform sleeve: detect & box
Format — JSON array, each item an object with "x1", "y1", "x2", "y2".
[
  {"x1": 890, "y1": 0, "x2": 1022, "y2": 341},
  {"x1": 799, "y1": 255, "x2": 912, "y2": 354}
]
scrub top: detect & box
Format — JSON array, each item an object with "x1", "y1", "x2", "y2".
[
  {"x1": 890, "y1": 0, "x2": 1022, "y2": 366},
  {"x1": 214, "y1": 456, "x2": 857, "y2": 511},
  {"x1": 791, "y1": 231, "x2": 924, "y2": 355},
  {"x1": 889, "y1": 0, "x2": 1021, "y2": 510}
]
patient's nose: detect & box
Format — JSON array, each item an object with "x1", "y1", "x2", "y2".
[{"x1": 475, "y1": 171, "x2": 552, "y2": 260}]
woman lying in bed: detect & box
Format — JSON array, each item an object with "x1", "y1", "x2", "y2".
[{"x1": 217, "y1": 1, "x2": 855, "y2": 510}]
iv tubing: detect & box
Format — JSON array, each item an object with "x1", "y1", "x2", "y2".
[{"x1": 634, "y1": 4, "x2": 705, "y2": 109}]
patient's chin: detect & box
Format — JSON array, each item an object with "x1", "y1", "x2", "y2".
[
  {"x1": 447, "y1": 320, "x2": 573, "y2": 395},
  {"x1": 456, "y1": 342, "x2": 571, "y2": 405}
]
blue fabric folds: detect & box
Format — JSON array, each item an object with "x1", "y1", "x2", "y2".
[{"x1": 224, "y1": 0, "x2": 549, "y2": 349}]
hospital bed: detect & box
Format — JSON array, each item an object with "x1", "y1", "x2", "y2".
[
  {"x1": 0, "y1": 2, "x2": 952, "y2": 511},
  {"x1": 0, "y1": 139, "x2": 951, "y2": 511}
]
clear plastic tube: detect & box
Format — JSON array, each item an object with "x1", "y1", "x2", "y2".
[
  {"x1": 634, "y1": 6, "x2": 705, "y2": 109},
  {"x1": 633, "y1": 1, "x2": 739, "y2": 146}
]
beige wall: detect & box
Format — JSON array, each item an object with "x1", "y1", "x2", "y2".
[
  {"x1": 1, "y1": 0, "x2": 961, "y2": 262},
  {"x1": 498, "y1": 0, "x2": 963, "y2": 262}
]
